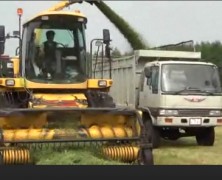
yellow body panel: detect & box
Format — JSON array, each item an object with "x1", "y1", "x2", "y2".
[
  {"x1": 87, "y1": 79, "x2": 113, "y2": 88},
  {"x1": 30, "y1": 93, "x2": 87, "y2": 108},
  {"x1": 0, "y1": 78, "x2": 25, "y2": 89},
  {"x1": 81, "y1": 113, "x2": 141, "y2": 138},
  {"x1": 32, "y1": 93, "x2": 86, "y2": 101},
  {"x1": 23, "y1": 10, "x2": 87, "y2": 26},
  {"x1": 11, "y1": 57, "x2": 19, "y2": 77},
  {"x1": 0, "y1": 78, "x2": 111, "y2": 89},
  {"x1": 0, "y1": 113, "x2": 47, "y2": 129},
  {"x1": 24, "y1": 79, "x2": 88, "y2": 89}
]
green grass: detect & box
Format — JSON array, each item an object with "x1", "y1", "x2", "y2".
[
  {"x1": 32, "y1": 127, "x2": 222, "y2": 165},
  {"x1": 33, "y1": 146, "x2": 125, "y2": 165},
  {"x1": 154, "y1": 127, "x2": 222, "y2": 165}
]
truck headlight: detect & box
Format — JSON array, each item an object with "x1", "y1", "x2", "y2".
[
  {"x1": 209, "y1": 110, "x2": 222, "y2": 116},
  {"x1": 98, "y1": 80, "x2": 107, "y2": 87},
  {"x1": 159, "y1": 109, "x2": 178, "y2": 116}
]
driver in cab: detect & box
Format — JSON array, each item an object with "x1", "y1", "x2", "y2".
[{"x1": 39, "y1": 30, "x2": 58, "y2": 79}]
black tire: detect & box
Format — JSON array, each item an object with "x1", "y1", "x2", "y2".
[
  {"x1": 152, "y1": 127, "x2": 161, "y2": 148},
  {"x1": 196, "y1": 127, "x2": 215, "y2": 146},
  {"x1": 144, "y1": 120, "x2": 160, "y2": 148},
  {"x1": 0, "y1": 152, "x2": 3, "y2": 165},
  {"x1": 138, "y1": 148, "x2": 154, "y2": 165}
]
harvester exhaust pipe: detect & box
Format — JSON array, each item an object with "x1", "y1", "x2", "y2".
[{"x1": 17, "y1": 8, "x2": 23, "y2": 56}]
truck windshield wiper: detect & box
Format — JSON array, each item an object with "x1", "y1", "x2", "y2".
[{"x1": 173, "y1": 87, "x2": 215, "y2": 95}]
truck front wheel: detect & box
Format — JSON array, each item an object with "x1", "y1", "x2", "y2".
[{"x1": 195, "y1": 127, "x2": 215, "y2": 146}]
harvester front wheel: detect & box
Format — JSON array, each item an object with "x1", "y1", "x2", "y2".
[
  {"x1": 138, "y1": 118, "x2": 154, "y2": 165},
  {"x1": 138, "y1": 148, "x2": 154, "y2": 165},
  {"x1": 0, "y1": 152, "x2": 2, "y2": 165},
  {"x1": 144, "y1": 119, "x2": 160, "y2": 148},
  {"x1": 152, "y1": 127, "x2": 161, "y2": 148}
]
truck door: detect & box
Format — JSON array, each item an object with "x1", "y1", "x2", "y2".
[{"x1": 139, "y1": 65, "x2": 160, "y2": 108}]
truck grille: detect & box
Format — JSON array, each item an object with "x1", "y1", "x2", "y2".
[{"x1": 178, "y1": 109, "x2": 210, "y2": 117}]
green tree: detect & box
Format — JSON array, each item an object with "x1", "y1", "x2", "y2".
[{"x1": 196, "y1": 41, "x2": 222, "y2": 66}]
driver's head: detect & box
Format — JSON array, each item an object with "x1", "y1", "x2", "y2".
[{"x1": 46, "y1": 30, "x2": 55, "y2": 42}]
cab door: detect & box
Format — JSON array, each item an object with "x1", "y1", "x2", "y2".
[{"x1": 139, "y1": 65, "x2": 160, "y2": 108}]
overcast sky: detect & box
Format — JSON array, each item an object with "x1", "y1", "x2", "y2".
[{"x1": 1, "y1": 1, "x2": 222, "y2": 55}]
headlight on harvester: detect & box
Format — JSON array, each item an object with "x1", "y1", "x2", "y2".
[
  {"x1": 159, "y1": 109, "x2": 178, "y2": 116},
  {"x1": 209, "y1": 110, "x2": 222, "y2": 116},
  {"x1": 98, "y1": 80, "x2": 107, "y2": 87},
  {"x1": 5, "y1": 79, "x2": 15, "y2": 86}
]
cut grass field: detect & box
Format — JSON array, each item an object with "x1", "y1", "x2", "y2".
[
  {"x1": 33, "y1": 127, "x2": 222, "y2": 165},
  {"x1": 154, "y1": 127, "x2": 222, "y2": 165},
  {"x1": 33, "y1": 147, "x2": 124, "y2": 165}
]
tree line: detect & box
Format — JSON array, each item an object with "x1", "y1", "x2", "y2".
[{"x1": 104, "y1": 41, "x2": 222, "y2": 67}]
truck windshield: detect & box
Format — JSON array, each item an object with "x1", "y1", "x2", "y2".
[
  {"x1": 22, "y1": 15, "x2": 88, "y2": 84},
  {"x1": 161, "y1": 64, "x2": 222, "y2": 94}
]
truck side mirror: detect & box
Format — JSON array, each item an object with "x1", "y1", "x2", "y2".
[
  {"x1": 103, "y1": 29, "x2": 110, "y2": 45},
  {"x1": 0, "y1": 26, "x2": 5, "y2": 55},
  {"x1": 144, "y1": 67, "x2": 152, "y2": 78}
]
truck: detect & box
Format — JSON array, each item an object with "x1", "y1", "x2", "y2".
[{"x1": 93, "y1": 47, "x2": 222, "y2": 148}]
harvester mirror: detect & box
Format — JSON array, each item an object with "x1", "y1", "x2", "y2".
[
  {"x1": 0, "y1": 26, "x2": 5, "y2": 41},
  {"x1": 144, "y1": 67, "x2": 152, "y2": 78},
  {"x1": 103, "y1": 29, "x2": 110, "y2": 45},
  {"x1": 5, "y1": 33, "x2": 10, "y2": 39},
  {"x1": 0, "y1": 26, "x2": 5, "y2": 55},
  {"x1": 95, "y1": 40, "x2": 103, "y2": 47},
  {"x1": 13, "y1": 31, "x2": 20, "y2": 37},
  {"x1": 0, "y1": 43, "x2": 4, "y2": 55}
]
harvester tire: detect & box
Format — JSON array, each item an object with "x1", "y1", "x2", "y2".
[
  {"x1": 196, "y1": 127, "x2": 215, "y2": 146},
  {"x1": 143, "y1": 119, "x2": 152, "y2": 143},
  {"x1": 139, "y1": 148, "x2": 154, "y2": 165},
  {"x1": 0, "y1": 152, "x2": 3, "y2": 165},
  {"x1": 144, "y1": 120, "x2": 160, "y2": 148},
  {"x1": 151, "y1": 127, "x2": 161, "y2": 149}
]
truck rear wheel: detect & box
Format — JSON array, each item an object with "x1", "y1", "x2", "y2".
[{"x1": 195, "y1": 127, "x2": 215, "y2": 146}]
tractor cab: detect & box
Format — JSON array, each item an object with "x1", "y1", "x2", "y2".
[
  {"x1": 0, "y1": 9, "x2": 112, "y2": 87},
  {"x1": 22, "y1": 12, "x2": 88, "y2": 84}
]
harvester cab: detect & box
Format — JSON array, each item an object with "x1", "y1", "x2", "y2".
[{"x1": 0, "y1": 1, "x2": 153, "y2": 165}]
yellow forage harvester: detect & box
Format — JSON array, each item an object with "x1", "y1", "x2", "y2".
[{"x1": 0, "y1": 0, "x2": 153, "y2": 165}]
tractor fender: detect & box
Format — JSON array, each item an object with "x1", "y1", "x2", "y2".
[{"x1": 137, "y1": 107, "x2": 155, "y2": 124}]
